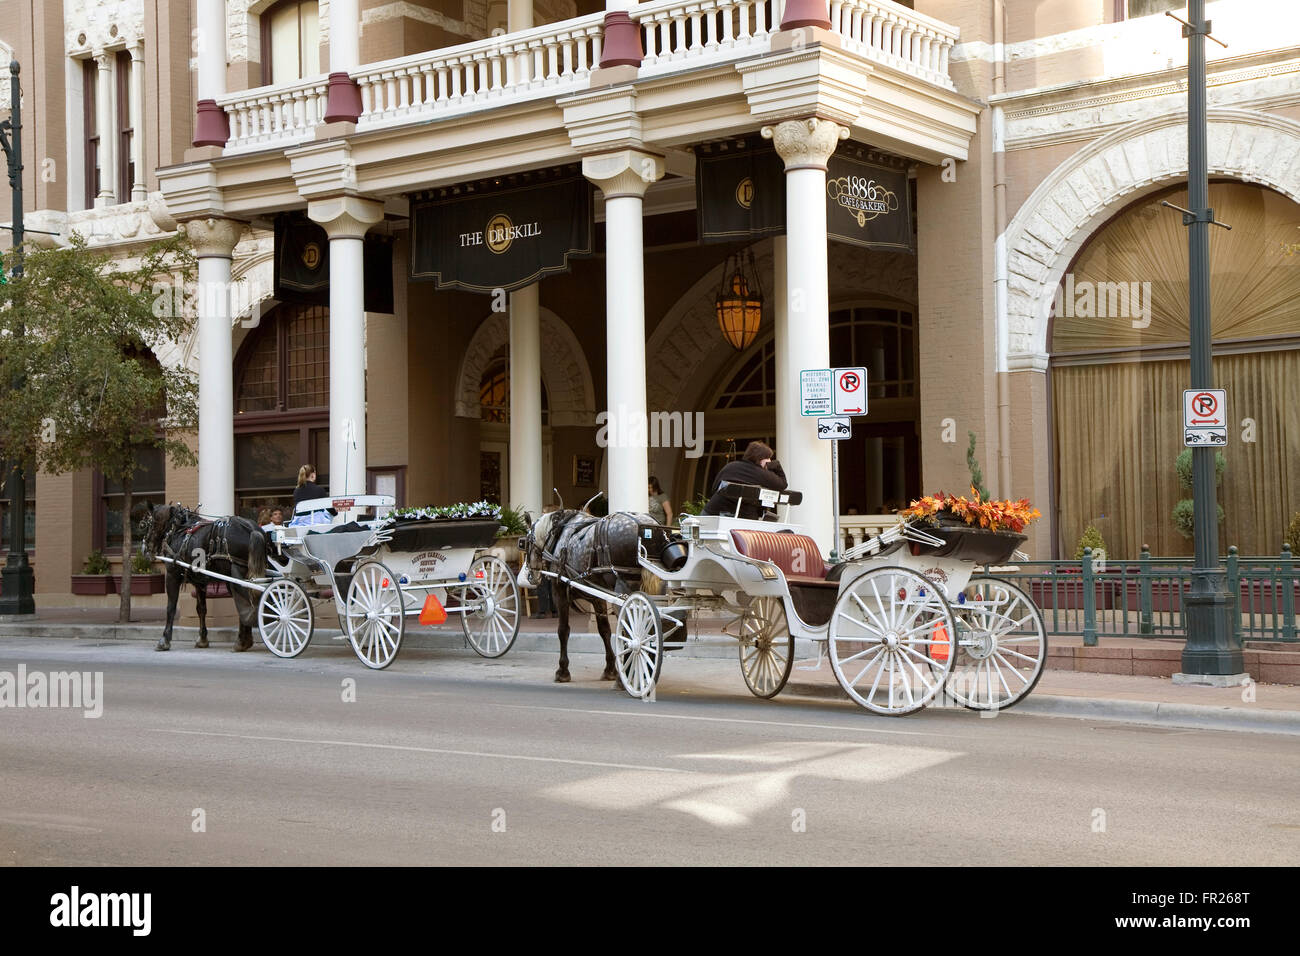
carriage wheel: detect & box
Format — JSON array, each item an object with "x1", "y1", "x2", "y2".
[
  {"x1": 827, "y1": 566, "x2": 957, "y2": 716},
  {"x1": 459, "y1": 555, "x2": 521, "y2": 658},
  {"x1": 947, "y1": 578, "x2": 1047, "y2": 711},
  {"x1": 257, "y1": 579, "x2": 314, "y2": 658},
  {"x1": 613, "y1": 593, "x2": 663, "y2": 699},
  {"x1": 739, "y1": 596, "x2": 794, "y2": 699},
  {"x1": 345, "y1": 561, "x2": 405, "y2": 670}
]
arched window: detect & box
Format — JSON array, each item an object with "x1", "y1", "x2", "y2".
[
  {"x1": 1051, "y1": 181, "x2": 1300, "y2": 558},
  {"x1": 477, "y1": 345, "x2": 549, "y2": 424},
  {"x1": 233, "y1": 303, "x2": 330, "y2": 519},
  {"x1": 262, "y1": 0, "x2": 320, "y2": 85}
]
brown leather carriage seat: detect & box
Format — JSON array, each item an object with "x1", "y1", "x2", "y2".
[{"x1": 729, "y1": 530, "x2": 834, "y2": 587}]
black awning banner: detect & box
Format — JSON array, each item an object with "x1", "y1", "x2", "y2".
[
  {"x1": 695, "y1": 145, "x2": 786, "y2": 244},
  {"x1": 824, "y1": 154, "x2": 912, "y2": 251},
  {"x1": 273, "y1": 214, "x2": 396, "y2": 314},
  {"x1": 409, "y1": 173, "x2": 594, "y2": 293}
]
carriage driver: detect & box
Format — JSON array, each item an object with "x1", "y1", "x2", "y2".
[
  {"x1": 290, "y1": 465, "x2": 334, "y2": 526},
  {"x1": 701, "y1": 441, "x2": 788, "y2": 519}
]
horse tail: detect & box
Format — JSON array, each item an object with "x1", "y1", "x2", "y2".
[{"x1": 248, "y1": 527, "x2": 267, "y2": 580}]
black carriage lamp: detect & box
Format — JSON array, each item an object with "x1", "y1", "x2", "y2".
[{"x1": 715, "y1": 248, "x2": 764, "y2": 352}]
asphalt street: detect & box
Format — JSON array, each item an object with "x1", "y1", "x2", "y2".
[{"x1": 1, "y1": 636, "x2": 1296, "y2": 866}]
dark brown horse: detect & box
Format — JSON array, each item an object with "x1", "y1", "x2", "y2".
[
  {"x1": 522, "y1": 509, "x2": 673, "y2": 683},
  {"x1": 142, "y1": 504, "x2": 267, "y2": 652}
]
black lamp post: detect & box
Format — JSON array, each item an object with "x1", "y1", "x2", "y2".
[
  {"x1": 0, "y1": 60, "x2": 34, "y2": 615},
  {"x1": 1170, "y1": 5, "x2": 1241, "y2": 680}
]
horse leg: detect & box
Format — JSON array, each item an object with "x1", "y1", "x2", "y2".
[
  {"x1": 554, "y1": 585, "x2": 571, "y2": 683},
  {"x1": 595, "y1": 600, "x2": 617, "y2": 682},
  {"x1": 232, "y1": 586, "x2": 254, "y2": 652},
  {"x1": 156, "y1": 571, "x2": 179, "y2": 651},
  {"x1": 194, "y1": 585, "x2": 209, "y2": 648}
]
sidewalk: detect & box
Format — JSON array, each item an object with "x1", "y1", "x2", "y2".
[{"x1": 3, "y1": 605, "x2": 1298, "y2": 735}]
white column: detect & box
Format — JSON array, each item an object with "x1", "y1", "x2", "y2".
[
  {"x1": 129, "y1": 43, "x2": 146, "y2": 201},
  {"x1": 308, "y1": 197, "x2": 384, "y2": 500},
  {"x1": 197, "y1": 0, "x2": 225, "y2": 101},
  {"x1": 184, "y1": 218, "x2": 245, "y2": 514},
  {"x1": 508, "y1": 0, "x2": 533, "y2": 31},
  {"x1": 94, "y1": 54, "x2": 115, "y2": 207},
  {"x1": 772, "y1": 235, "x2": 794, "y2": 474},
  {"x1": 584, "y1": 149, "x2": 664, "y2": 514},
  {"x1": 762, "y1": 117, "x2": 847, "y2": 556},
  {"x1": 331, "y1": 0, "x2": 361, "y2": 73},
  {"x1": 509, "y1": 284, "x2": 543, "y2": 516}
]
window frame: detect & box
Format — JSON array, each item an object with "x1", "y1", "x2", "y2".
[
  {"x1": 0, "y1": 465, "x2": 36, "y2": 555},
  {"x1": 260, "y1": 0, "x2": 321, "y2": 86},
  {"x1": 93, "y1": 446, "x2": 166, "y2": 555},
  {"x1": 83, "y1": 57, "x2": 99, "y2": 208},
  {"x1": 115, "y1": 49, "x2": 134, "y2": 204}
]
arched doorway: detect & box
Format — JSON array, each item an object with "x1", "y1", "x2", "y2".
[
  {"x1": 1050, "y1": 181, "x2": 1300, "y2": 557},
  {"x1": 232, "y1": 302, "x2": 331, "y2": 519}
]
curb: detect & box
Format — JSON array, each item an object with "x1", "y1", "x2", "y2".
[{"x1": 785, "y1": 680, "x2": 1300, "y2": 735}]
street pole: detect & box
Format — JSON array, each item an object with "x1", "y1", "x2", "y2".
[
  {"x1": 1175, "y1": 4, "x2": 1241, "y2": 681},
  {"x1": 0, "y1": 59, "x2": 34, "y2": 615}
]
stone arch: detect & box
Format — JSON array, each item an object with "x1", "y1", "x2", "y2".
[
  {"x1": 152, "y1": 246, "x2": 277, "y2": 374},
  {"x1": 1004, "y1": 108, "x2": 1300, "y2": 368},
  {"x1": 453, "y1": 309, "x2": 596, "y2": 425}
]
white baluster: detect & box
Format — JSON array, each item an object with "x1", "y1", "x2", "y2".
[
  {"x1": 643, "y1": 16, "x2": 658, "y2": 60},
  {"x1": 400, "y1": 70, "x2": 412, "y2": 110},
  {"x1": 532, "y1": 43, "x2": 545, "y2": 84},
  {"x1": 938, "y1": 40, "x2": 950, "y2": 75},
  {"x1": 576, "y1": 33, "x2": 589, "y2": 73},
  {"x1": 490, "y1": 52, "x2": 503, "y2": 91},
  {"x1": 450, "y1": 61, "x2": 462, "y2": 100},
  {"x1": 722, "y1": 2, "x2": 735, "y2": 44},
  {"x1": 689, "y1": 8, "x2": 703, "y2": 50},
  {"x1": 505, "y1": 45, "x2": 518, "y2": 88},
  {"x1": 546, "y1": 40, "x2": 559, "y2": 80},
  {"x1": 591, "y1": 30, "x2": 603, "y2": 67},
  {"x1": 829, "y1": 0, "x2": 843, "y2": 33},
  {"x1": 562, "y1": 36, "x2": 575, "y2": 77}
]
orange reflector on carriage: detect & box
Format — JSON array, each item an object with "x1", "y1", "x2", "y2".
[
  {"x1": 930, "y1": 621, "x2": 950, "y2": 662},
  {"x1": 420, "y1": 594, "x2": 447, "y2": 626}
]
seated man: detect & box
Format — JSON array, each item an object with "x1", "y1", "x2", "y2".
[{"x1": 702, "y1": 441, "x2": 788, "y2": 520}]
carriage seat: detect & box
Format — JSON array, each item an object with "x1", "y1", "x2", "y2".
[{"x1": 729, "y1": 530, "x2": 834, "y2": 587}]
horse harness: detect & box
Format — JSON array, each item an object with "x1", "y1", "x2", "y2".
[{"x1": 539, "y1": 511, "x2": 641, "y2": 588}]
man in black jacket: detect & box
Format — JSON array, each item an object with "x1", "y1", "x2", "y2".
[{"x1": 702, "y1": 441, "x2": 788, "y2": 519}]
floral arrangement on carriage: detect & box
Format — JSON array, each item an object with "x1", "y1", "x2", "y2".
[
  {"x1": 378, "y1": 500, "x2": 509, "y2": 552},
  {"x1": 897, "y1": 489, "x2": 1042, "y2": 564}
]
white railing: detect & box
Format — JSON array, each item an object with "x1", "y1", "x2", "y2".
[
  {"x1": 830, "y1": 0, "x2": 957, "y2": 88},
  {"x1": 355, "y1": 15, "x2": 605, "y2": 126},
  {"x1": 840, "y1": 513, "x2": 901, "y2": 550},
  {"x1": 218, "y1": 76, "x2": 330, "y2": 152},
  {"x1": 215, "y1": 0, "x2": 955, "y2": 151},
  {"x1": 633, "y1": 0, "x2": 782, "y2": 71}
]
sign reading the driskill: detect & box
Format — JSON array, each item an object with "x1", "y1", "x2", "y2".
[{"x1": 410, "y1": 167, "x2": 594, "y2": 294}]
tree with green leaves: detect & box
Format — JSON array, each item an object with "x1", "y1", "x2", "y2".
[
  {"x1": 0, "y1": 233, "x2": 198, "y2": 622},
  {"x1": 966, "y1": 430, "x2": 990, "y2": 501}
]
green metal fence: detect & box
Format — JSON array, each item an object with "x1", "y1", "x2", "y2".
[{"x1": 971, "y1": 545, "x2": 1298, "y2": 646}]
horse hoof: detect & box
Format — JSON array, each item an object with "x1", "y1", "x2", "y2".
[
  {"x1": 601, "y1": 669, "x2": 617, "y2": 681},
  {"x1": 195, "y1": 639, "x2": 209, "y2": 649},
  {"x1": 233, "y1": 643, "x2": 252, "y2": 653},
  {"x1": 554, "y1": 671, "x2": 571, "y2": 683},
  {"x1": 154, "y1": 642, "x2": 170, "y2": 652}
]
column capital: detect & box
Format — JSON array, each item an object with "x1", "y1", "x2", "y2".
[
  {"x1": 761, "y1": 117, "x2": 848, "y2": 171},
  {"x1": 307, "y1": 195, "x2": 385, "y2": 240},
  {"x1": 582, "y1": 149, "x2": 664, "y2": 199},
  {"x1": 182, "y1": 217, "x2": 246, "y2": 257}
]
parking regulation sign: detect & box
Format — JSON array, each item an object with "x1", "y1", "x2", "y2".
[
  {"x1": 800, "y1": 368, "x2": 833, "y2": 416},
  {"x1": 834, "y1": 366, "x2": 868, "y2": 416},
  {"x1": 817, "y1": 417, "x2": 851, "y2": 440},
  {"x1": 1183, "y1": 388, "x2": 1226, "y2": 446}
]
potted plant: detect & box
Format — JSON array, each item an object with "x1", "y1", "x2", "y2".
[
  {"x1": 71, "y1": 549, "x2": 114, "y2": 595},
  {"x1": 491, "y1": 505, "x2": 531, "y2": 567},
  {"x1": 119, "y1": 550, "x2": 165, "y2": 595},
  {"x1": 897, "y1": 489, "x2": 1040, "y2": 564}
]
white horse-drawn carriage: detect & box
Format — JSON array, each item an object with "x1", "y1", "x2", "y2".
[
  {"x1": 252, "y1": 495, "x2": 521, "y2": 669},
  {"x1": 535, "y1": 484, "x2": 1047, "y2": 716}
]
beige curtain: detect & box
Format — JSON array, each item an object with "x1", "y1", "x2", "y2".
[
  {"x1": 1054, "y1": 350, "x2": 1300, "y2": 558},
  {"x1": 1053, "y1": 183, "x2": 1300, "y2": 354}
]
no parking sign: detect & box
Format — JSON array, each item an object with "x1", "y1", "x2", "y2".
[{"x1": 1183, "y1": 388, "x2": 1226, "y2": 446}]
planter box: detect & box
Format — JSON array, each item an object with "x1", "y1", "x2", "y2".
[
  {"x1": 71, "y1": 574, "x2": 113, "y2": 596},
  {"x1": 908, "y1": 519, "x2": 1026, "y2": 565},
  {"x1": 115, "y1": 572, "x2": 165, "y2": 596},
  {"x1": 1238, "y1": 579, "x2": 1300, "y2": 615}
]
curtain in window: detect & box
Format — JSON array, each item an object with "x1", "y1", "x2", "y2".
[{"x1": 1053, "y1": 350, "x2": 1300, "y2": 558}]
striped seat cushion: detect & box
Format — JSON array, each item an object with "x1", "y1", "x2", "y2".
[{"x1": 729, "y1": 530, "x2": 831, "y2": 585}]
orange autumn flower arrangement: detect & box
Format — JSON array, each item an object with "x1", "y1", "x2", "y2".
[{"x1": 899, "y1": 488, "x2": 1042, "y2": 534}]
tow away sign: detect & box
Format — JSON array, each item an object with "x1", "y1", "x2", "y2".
[{"x1": 1183, "y1": 389, "x2": 1226, "y2": 446}]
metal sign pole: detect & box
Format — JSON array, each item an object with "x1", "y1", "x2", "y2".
[{"x1": 830, "y1": 437, "x2": 840, "y2": 564}]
